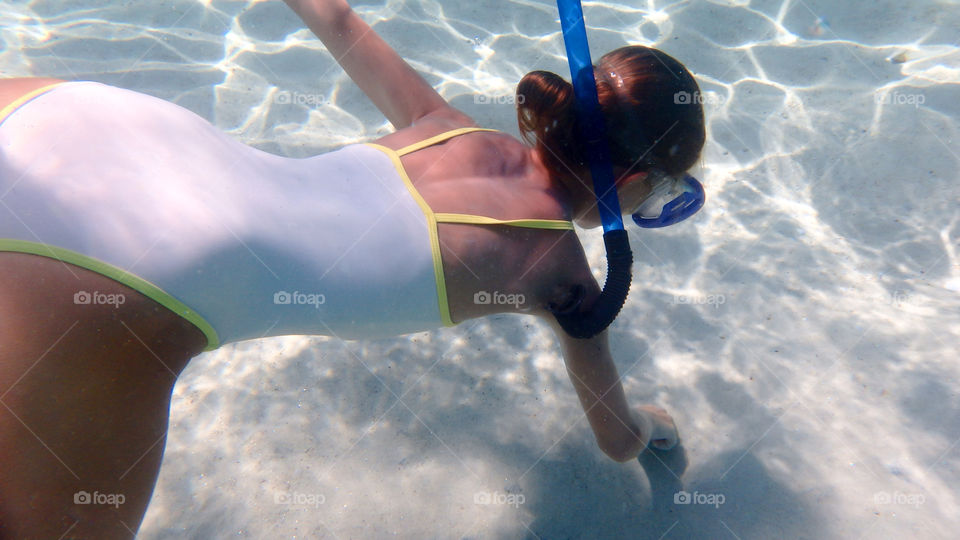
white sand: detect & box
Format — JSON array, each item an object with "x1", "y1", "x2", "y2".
[{"x1": 2, "y1": 0, "x2": 959, "y2": 538}]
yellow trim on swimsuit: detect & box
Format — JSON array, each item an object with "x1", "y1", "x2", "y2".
[
  {"x1": 0, "y1": 81, "x2": 220, "y2": 351},
  {"x1": 434, "y1": 214, "x2": 574, "y2": 229},
  {"x1": 364, "y1": 142, "x2": 453, "y2": 324},
  {"x1": 0, "y1": 239, "x2": 221, "y2": 350},
  {"x1": 0, "y1": 82, "x2": 68, "y2": 125},
  {"x1": 393, "y1": 126, "x2": 497, "y2": 155},
  {"x1": 366, "y1": 126, "x2": 575, "y2": 327},
  {"x1": 1, "y1": 82, "x2": 221, "y2": 350}
]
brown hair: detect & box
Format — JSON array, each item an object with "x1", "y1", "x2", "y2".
[{"x1": 516, "y1": 46, "x2": 705, "y2": 181}]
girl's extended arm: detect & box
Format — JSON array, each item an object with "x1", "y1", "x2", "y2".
[
  {"x1": 284, "y1": 0, "x2": 462, "y2": 128},
  {"x1": 547, "y1": 321, "x2": 678, "y2": 462}
]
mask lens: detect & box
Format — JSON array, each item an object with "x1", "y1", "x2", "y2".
[{"x1": 631, "y1": 173, "x2": 705, "y2": 228}]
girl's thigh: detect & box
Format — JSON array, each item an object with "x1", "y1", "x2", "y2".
[{"x1": 0, "y1": 253, "x2": 206, "y2": 538}]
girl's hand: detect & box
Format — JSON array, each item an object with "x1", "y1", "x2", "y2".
[{"x1": 637, "y1": 405, "x2": 679, "y2": 450}]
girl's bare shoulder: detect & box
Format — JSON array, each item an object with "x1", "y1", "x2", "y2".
[{"x1": 369, "y1": 106, "x2": 477, "y2": 151}]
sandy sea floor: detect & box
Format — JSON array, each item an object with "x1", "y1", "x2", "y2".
[{"x1": 2, "y1": 0, "x2": 959, "y2": 538}]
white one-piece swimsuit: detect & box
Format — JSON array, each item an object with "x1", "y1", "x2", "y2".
[{"x1": 0, "y1": 81, "x2": 572, "y2": 349}]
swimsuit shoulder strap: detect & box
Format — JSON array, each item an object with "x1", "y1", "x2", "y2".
[
  {"x1": 391, "y1": 126, "x2": 575, "y2": 230},
  {"x1": 394, "y1": 127, "x2": 499, "y2": 156},
  {"x1": 434, "y1": 213, "x2": 574, "y2": 230}
]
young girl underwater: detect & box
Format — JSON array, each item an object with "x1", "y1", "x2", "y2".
[{"x1": 0, "y1": 0, "x2": 705, "y2": 536}]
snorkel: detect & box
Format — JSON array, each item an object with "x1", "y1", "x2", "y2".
[
  {"x1": 550, "y1": 0, "x2": 705, "y2": 338},
  {"x1": 550, "y1": 0, "x2": 632, "y2": 339}
]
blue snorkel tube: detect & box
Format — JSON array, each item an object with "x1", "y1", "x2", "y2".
[
  {"x1": 551, "y1": 0, "x2": 705, "y2": 338},
  {"x1": 550, "y1": 0, "x2": 632, "y2": 338}
]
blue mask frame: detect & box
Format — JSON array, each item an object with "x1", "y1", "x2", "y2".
[{"x1": 632, "y1": 173, "x2": 706, "y2": 228}]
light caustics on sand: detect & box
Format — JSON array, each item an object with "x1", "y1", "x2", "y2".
[{"x1": 1, "y1": 1, "x2": 959, "y2": 538}]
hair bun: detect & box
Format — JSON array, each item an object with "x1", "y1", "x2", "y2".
[{"x1": 516, "y1": 71, "x2": 585, "y2": 175}]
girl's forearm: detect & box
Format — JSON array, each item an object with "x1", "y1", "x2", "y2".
[{"x1": 559, "y1": 330, "x2": 649, "y2": 461}]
